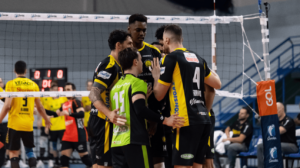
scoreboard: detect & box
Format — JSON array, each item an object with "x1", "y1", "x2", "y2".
[{"x1": 30, "y1": 68, "x2": 67, "y2": 91}]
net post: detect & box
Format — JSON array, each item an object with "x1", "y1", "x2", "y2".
[
  {"x1": 212, "y1": 0, "x2": 217, "y2": 72},
  {"x1": 260, "y1": 13, "x2": 270, "y2": 80}
]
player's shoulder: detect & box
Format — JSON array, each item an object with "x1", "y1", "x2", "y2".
[
  {"x1": 144, "y1": 42, "x2": 161, "y2": 54},
  {"x1": 95, "y1": 55, "x2": 118, "y2": 72}
]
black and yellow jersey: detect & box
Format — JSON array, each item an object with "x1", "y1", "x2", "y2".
[
  {"x1": 5, "y1": 77, "x2": 39, "y2": 131},
  {"x1": 138, "y1": 42, "x2": 162, "y2": 112},
  {"x1": 82, "y1": 96, "x2": 91, "y2": 127},
  {"x1": 41, "y1": 97, "x2": 68, "y2": 131},
  {"x1": 90, "y1": 55, "x2": 122, "y2": 119},
  {"x1": 158, "y1": 48, "x2": 211, "y2": 126}
]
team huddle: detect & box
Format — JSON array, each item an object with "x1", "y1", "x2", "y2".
[{"x1": 0, "y1": 14, "x2": 222, "y2": 168}]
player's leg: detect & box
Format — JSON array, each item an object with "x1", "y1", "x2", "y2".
[
  {"x1": 203, "y1": 115, "x2": 215, "y2": 168},
  {"x1": 111, "y1": 146, "x2": 128, "y2": 168},
  {"x1": 193, "y1": 124, "x2": 211, "y2": 168},
  {"x1": 76, "y1": 141, "x2": 93, "y2": 168},
  {"x1": 123, "y1": 144, "x2": 154, "y2": 168},
  {"x1": 60, "y1": 141, "x2": 73, "y2": 168},
  {"x1": 21, "y1": 130, "x2": 36, "y2": 168},
  {"x1": 39, "y1": 127, "x2": 48, "y2": 160},
  {"x1": 150, "y1": 122, "x2": 167, "y2": 168},
  {"x1": 164, "y1": 126, "x2": 173, "y2": 168}
]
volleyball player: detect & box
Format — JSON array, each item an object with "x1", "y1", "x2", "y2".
[
  {"x1": 88, "y1": 30, "x2": 132, "y2": 168},
  {"x1": 110, "y1": 48, "x2": 184, "y2": 168},
  {"x1": 151, "y1": 25, "x2": 222, "y2": 168},
  {"x1": 0, "y1": 61, "x2": 51, "y2": 168},
  {"x1": 82, "y1": 80, "x2": 93, "y2": 130},
  {"x1": 128, "y1": 14, "x2": 167, "y2": 168}
]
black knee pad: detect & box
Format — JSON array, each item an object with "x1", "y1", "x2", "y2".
[
  {"x1": 10, "y1": 157, "x2": 20, "y2": 168},
  {"x1": 81, "y1": 155, "x2": 92, "y2": 167},
  {"x1": 60, "y1": 155, "x2": 70, "y2": 167},
  {"x1": 28, "y1": 157, "x2": 37, "y2": 168}
]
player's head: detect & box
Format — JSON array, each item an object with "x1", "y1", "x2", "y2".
[
  {"x1": 14, "y1": 60, "x2": 27, "y2": 75},
  {"x1": 0, "y1": 78, "x2": 4, "y2": 89},
  {"x1": 65, "y1": 82, "x2": 76, "y2": 91},
  {"x1": 277, "y1": 102, "x2": 285, "y2": 118},
  {"x1": 119, "y1": 48, "x2": 143, "y2": 75},
  {"x1": 151, "y1": 42, "x2": 163, "y2": 53},
  {"x1": 155, "y1": 25, "x2": 169, "y2": 45},
  {"x1": 163, "y1": 24, "x2": 183, "y2": 53},
  {"x1": 238, "y1": 107, "x2": 250, "y2": 121},
  {"x1": 50, "y1": 81, "x2": 58, "y2": 91},
  {"x1": 128, "y1": 14, "x2": 147, "y2": 44},
  {"x1": 108, "y1": 30, "x2": 133, "y2": 52},
  {"x1": 86, "y1": 79, "x2": 93, "y2": 91}
]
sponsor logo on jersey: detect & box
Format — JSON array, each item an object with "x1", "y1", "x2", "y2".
[
  {"x1": 269, "y1": 147, "x2": 278, "y2": 163},
  {"x1": 160, "y1": 67, "x2": 165, "y2": 75},
  {"x1": 193, "y1": 90, "x2": 201, "y2": 97},
  {"x1": 172, "y1": 82, "x2": 179, "y2": 114},
  {"x1": 15, "y1": 81, "x2": 34, "y2": 86},
  {"x1": 190, "y1": 98, "x2": 203, "y2": 105},
  {"x1": 181, "y1": 154, "x2": 194, "y2": 159},
  {"x1": 97, "y1": 71, "x2": 112, "y2": 79},
  {"x1": 65, "y1": 120, "x2": 73, "y2": 126},
  {"x1": 113, "y1": 141, "x2": 121, "y2": 144},
  {"x1": 198, "y1": 112, "x2": 206, "y2": 115},
  {"x1": 184, "y1": 53, "x2": 199, "y2": 63},
  {"x1": 267, "y1": 124, "x2": 276, "y2": 141}
]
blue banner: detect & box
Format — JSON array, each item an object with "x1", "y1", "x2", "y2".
[{"x1": 261, "y1": 115, "x2": 283, "y2": 168}]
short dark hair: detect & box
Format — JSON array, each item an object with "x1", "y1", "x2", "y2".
[
  {"x1": 164, "y1": 24, "x2": 183, "y2": 42},
  {"x1": 51, "y1": 80, "x2": 58, "y2": 88},
  {"x1": 151, "y1": 42, "x2": 162, "y2": 46},
  {"x1": 155, "y1": 25, "x2": 169, "y2": 40},
  {"x1": 241, "y1": 106, "x2": 251, "y2": 116},
  {"x1": 65, "y1": 82, "x2": 76, "y2": 90},
  {"x1": 108, "y1": 30, "x2": 131, "y2": 50},
  {"x1": 15, "y1": 61, "x2": 26, "y2": 74},
  {"x1": 129, "y1": 14, "x2": 147, "y2": 25},
  {"x1": 119, "y1": 48, "x2": 139, "y2": 71}
]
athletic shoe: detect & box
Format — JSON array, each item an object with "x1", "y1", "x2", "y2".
[
  {"x1": 48, "y1": 159, "x2": 54, "y2": 168},
  {"x1": 19, "y1": 160, "x2": 29, "y2": 168},
  {"x1": 37, "y1": 160, "x2": 45, "y2": 168},
  {"x1": 4, "y1": 160, "x2": 11, "y2": 168}
]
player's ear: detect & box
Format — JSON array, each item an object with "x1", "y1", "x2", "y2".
[
  {"x1": 24, "y1": 69, "x2": 27, "y2": 74},
  {"x1": 116, "y1": 42, "x2": 121, "y2": 50},
  {"x1": 127, "y1": 26, "x2": 130, "y2": 33}
]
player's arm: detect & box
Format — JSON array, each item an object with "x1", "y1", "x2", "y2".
[
  {"x1": 89, "y1": 64, "x2": 126, "y2": 125},
  {"x1": 35, "y1": 98, "x2": 51, "y2": 128},
  {"x1": 0, "y1": 97, "x2": 12, "y2": 123},
  {"x1": 224, "y1": 126, "x2": 231, "y2": 139},
  {"x1": 204, "y1": 84, "x2": 215, "y2": 111},
  {"x1": 152, "y1": 56, "x2": 176, "y2": 101},
  {"x1": 69, "y1": 100, "x2": 85, "y2": 118},
  {"x1": 226, "y1": 124, "x2": 252, "y2": 143},
  {"x1": 203, "y1": 60, "x2": 221, "y2": 90},
  {"x1": 279, "y1": 119, "x2": 293, "y2": 134}
]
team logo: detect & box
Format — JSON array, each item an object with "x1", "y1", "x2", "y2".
[
  {"x1": 184, "y1": 53, "x2": 199, "y2": 63},
  {"x1": 144, "y1": 60, "x2": 152, "y2": 68},
  {"x1": 267, "y1": 124, "x2": 276, "y2": 140},
  {"x1": 97, "y1": 71, "x2": 112, "y2": 79},
  {"x1": 269, "y1": 147, "x2": 278, "y2": 163},
  {"x1": 181, "y1": 154, "x2": 194, "y2": 159}
]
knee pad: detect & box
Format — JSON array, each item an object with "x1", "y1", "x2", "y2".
[
  {"x1": 10, "y1": 157, "x2": 20, "y2": 168},
  {"x1": 81, "y1": 155, "x2": 92, "y2": 167},
  {"x1": 25, "y1": 147, "x2": 36, "y2": 159},
  {"x1": 51, "y1": 141, "x2": 58, "y2": 151},
  {"x1": 28, "y1": 157, "x2": 37, "y2": 168},
  {"x1": 60, "y1": 155, "x2": 70, "y2": 167},
  {"x1": 39, "y1": 136, "x2": 47, "y2": 148}
]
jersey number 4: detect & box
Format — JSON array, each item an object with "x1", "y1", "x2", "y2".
[
  {"x1": 113, "y1": 90, "x2": 125, "y2": 114},
  {"x1": 193, "y1": 67, "x2": 200, "y2": 89}
]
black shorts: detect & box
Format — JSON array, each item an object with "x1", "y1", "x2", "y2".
[
  {"x1": 205, "y1": 116, "x2": 215, "y2": 159},
  {"x1": 150, "y1": 122, "x2": 167, "y2": 157},
  {"x1": 40, "y1": 127, "x2": 48, "y2": 137},
  {"x1": 49, "y1": 130, "x2": 65, "y2": 142},
  {"x1": 5, "y1": 128, "x2": 35, "y2": 150},
  {"x1": 112, "y1": 144, "x2": 154, "y2": 168},
  {"x1": 61, "y1": 141, "x2": 88, "y2": 153},
  {"x1": 172, "y1": 124, "x2": 211, "y2": 166},
  {"x1": 164, "y1": 127, "x2": 173, "y2": 168},
  {"x1": 87, "y1": 115, "x2": 113, "y2": 166}
]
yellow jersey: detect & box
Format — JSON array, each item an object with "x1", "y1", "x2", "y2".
[
  {"x1": 81, "y1": 96, "x2": 91, "y2": 127},
  {"x1": 41, "y1": 97, "x2": 68, "y2": 131},
  {"x1": 5, "y1": 77, "x2": 39, "y2": 131}
]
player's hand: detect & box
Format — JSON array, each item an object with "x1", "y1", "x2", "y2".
[
  {"x1": 146, "y1": 85, "x2": 153, "y2": 99},
  {"x1": 163, "y1": 114, "x2": 185, "y2": 128},
  {"x1": 59, "y1": 111, "x2": 69, "y2": 116},
  {"x1": 150, "y1": 57, "x2": 161, "y2": 81},
  {"x1": 108, "y1": 108, "x2": 127, "y2": 126},
  {"x1": 44, "y1": 117, "x2": 52, "y2": 132},
  {"x1": 148, "y1": 122, "x2": 157, "y2": 137},
  {"x1": 222, "y1": 138, "x2": 228, "y2": 142}
]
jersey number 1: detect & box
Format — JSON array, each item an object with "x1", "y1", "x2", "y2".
[
  {"x1": 193, "y1": 67, "x2": 200, "y2": 89},
  {"x1": 113, "y1": 90, "x2": 125, "y2": 114}
]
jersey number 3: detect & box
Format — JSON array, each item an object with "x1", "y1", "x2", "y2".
[
  {"x1": 193, "y1": 67, "x2": 200, "y2": 89},
  {"x1": 23, "y1": 98, "x2": 28, "y2": 107}
]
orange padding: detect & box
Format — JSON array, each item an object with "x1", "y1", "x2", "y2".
[{"x1": 256, "y1": 80, "x2": 278, "y2": 116}]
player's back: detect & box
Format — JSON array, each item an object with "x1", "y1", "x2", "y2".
[
  {"x1": 160, "y1": 48, "x2": 211, "y2": 126},
  {"x1": 5, "y1": 77, "x2": 39, "y2": 131}
]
